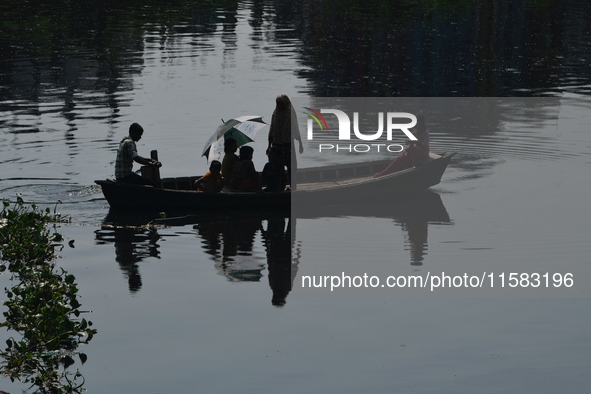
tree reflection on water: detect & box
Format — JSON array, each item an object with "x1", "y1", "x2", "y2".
[{"x1": 3, "y1": 1, "x2": 591, "y2": 136}]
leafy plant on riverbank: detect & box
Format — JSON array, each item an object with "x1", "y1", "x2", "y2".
[{"x1": 0, "y1": 198, "x2": 96, "y2": 394}]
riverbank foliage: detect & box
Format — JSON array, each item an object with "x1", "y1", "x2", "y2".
[{"x1": 0, "y1": 197, "x2": 96, "y2": 394}]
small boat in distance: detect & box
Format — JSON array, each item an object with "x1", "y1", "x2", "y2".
[{"x1": 95, "y1": 152, "x2": 455, "y2": 212}]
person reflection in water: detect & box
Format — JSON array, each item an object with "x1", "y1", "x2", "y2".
[
  {"x1": 196, "y1": 217, "x2": 264, "y2": 282},
  {"x1": 195, "y1": 214, "x2": 298, "y2": 306},
  {"x1": 114, "y1": 238, "x2": 144, "y2": 292},
  {"x1": 261, "y1": 216, "x2": 298, "y2": 307},
  {"x1": 112, "y1": 227, "x2": 160, "y2": 292},
  {"x1": 397, "y1": 218, "x2": 428, "y2": 267},
  {"x1": 115, "y1": 122, "x2": 162, "y2": 186},
  {"x1": 96, "y1": 222, "x2": 161, "y2": 293},
  {"x1": 392, "y1": 192, "x2": 451, "y2": 267}
]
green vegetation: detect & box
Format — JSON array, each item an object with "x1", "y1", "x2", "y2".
[{"x1": 0, "y1": 197, "x2": 96, "y2": 394}]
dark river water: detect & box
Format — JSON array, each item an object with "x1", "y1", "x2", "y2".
[{"x1": 1, "y1": 1, "x2": 591, "y2": 393}]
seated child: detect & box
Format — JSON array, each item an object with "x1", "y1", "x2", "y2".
[
  {"x1": 195, "y1": 160, "x2": 224, "y2": 193},
  {"x1": 262, "y1": 146, "x2": 287, "y2": 192}
]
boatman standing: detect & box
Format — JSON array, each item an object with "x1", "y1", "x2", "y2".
[{"x1": 115, "y1": 122, "x2": 162, "y2": 186}]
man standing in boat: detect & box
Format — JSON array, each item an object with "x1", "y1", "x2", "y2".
[{"x1": 115, "y1": 122, "x2": 162, "y2": 186}]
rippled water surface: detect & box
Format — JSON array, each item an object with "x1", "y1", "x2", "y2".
[{"x1": 1, "y1": 1, "x2": 591, "y2": 393}]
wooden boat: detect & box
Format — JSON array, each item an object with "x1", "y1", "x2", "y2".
[{"x1": 95, "y1": 152, "x2": 455, "y2": 211}]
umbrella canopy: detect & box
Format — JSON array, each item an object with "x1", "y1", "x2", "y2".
[{"x1": 202, "y1": 116, "x2": 267, "y2": 163}]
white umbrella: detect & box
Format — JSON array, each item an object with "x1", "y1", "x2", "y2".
[{"x1": 202, "y1": 116, "x2": 267, "y2": 163}]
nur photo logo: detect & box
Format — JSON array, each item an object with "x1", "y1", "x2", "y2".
[{"x1": 304, "y1": 108, "x2": 418, "y2": 153}]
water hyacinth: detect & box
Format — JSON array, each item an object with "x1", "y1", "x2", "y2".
[{"x1": 0, "y1": 198, "x2": 95, "y2": 394}]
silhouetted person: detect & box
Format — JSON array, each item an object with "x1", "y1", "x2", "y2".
[
  {"x1": 268, "y1": 94, "x2": 303, "y2": 189},
  {"x1": 262, "y1": 146, "x2": 287, "y2": 192},
  {"x1": 221, "y1": 138, "x2": 239, "y2": 184},
  {"x1": 115, "y1": 122, "x2": 161, "y2": 186},
  {"x1": 230, "y1": 146, "x2": 261, "y2": 192},
  {"x1": 195, "y1": 160, "x2": 224, "y2": 193}
]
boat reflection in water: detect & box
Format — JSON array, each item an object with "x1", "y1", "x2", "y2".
[
  {"x1": 95, "y1": 191, "x2": 451, "y2": 304},
  {"x1": 294, "y1": 191, "x2": 452, "y2": 267},
  {"x1": 95, "y1": 213, "x2": 161, "y2": 293}
]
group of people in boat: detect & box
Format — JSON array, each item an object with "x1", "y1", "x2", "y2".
[
  {"x1": 114, "y1": 94, "x2": 304, "y2": 192},
  {"x1": 114, "y1": 94, "x2": 431, "y2": 191},
  {"x1": 194, "y1": 141, "x2": 289, "y2": 193}
]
